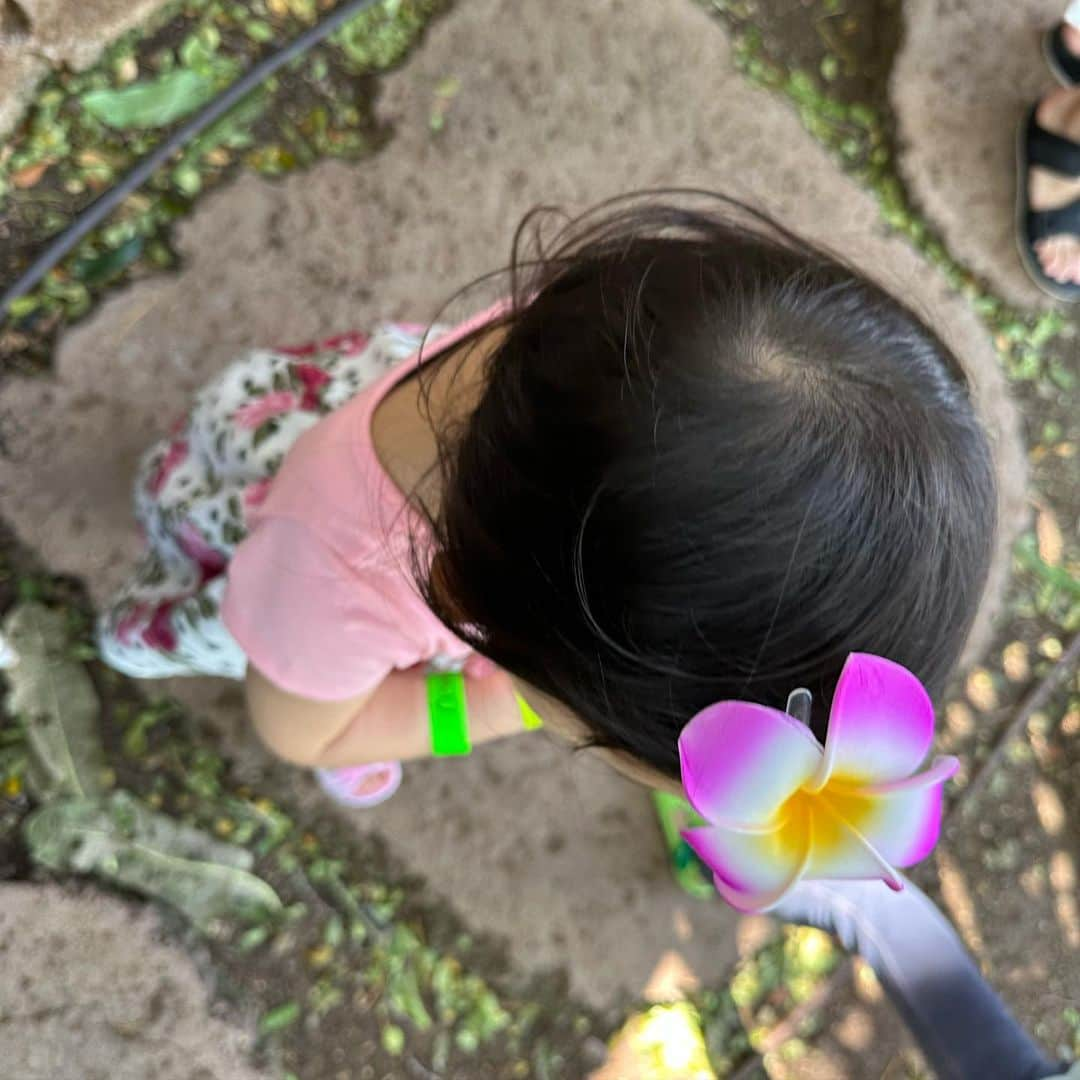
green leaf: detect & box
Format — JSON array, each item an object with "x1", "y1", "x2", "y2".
[
  {"x1": 1049, "y1": 362, "x2": 1077, "y2": 391},
  {"x1": 178, "y1": 24, "x2": 221, "y2": 70},
  {"x1": 324, "y1": 914, "x2": 344, "y2": 947},
  {"x1": 237, "y1": 924, "x2": 271, "y2": 952},
  {"x1": 1015, "y1": 534, "x2": 1080, "y2": 597},
  {"x1": 259, "y1": 1001, "x2": 301, "y2": 1035},
  {"x1": 172, "y1": 163, "x2": 202, "y2": 196},
  {"x1": 381, "y1": 1024, "x2": 405, "y2": 1056},
  {"x1": 245, "y1": 18, "x2": 274, "y2": 42},
  {"x1": 186, "y1": 89, "x2": 268, "y2": 161},
  {"x1": 2, "y1": 604, "x2": 108, "y2": 800},
  {"x1": 72, "y1": 236, "x2": 145, "y2": 285},
  {"x1": 81, "y1": 70, "x2": 217, "y2": 130},
  {"x1": 388, "y1": 967, "x2": 433, "y2": 1031},
  {"x1": 6, "y1": 295, "x2": 40, "y2": 319},
  {"x1": 23, "y1": 791, "x2": 282, "y2": 930}
]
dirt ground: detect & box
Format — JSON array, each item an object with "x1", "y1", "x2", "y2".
[
  {"x1": 1, "y1": 0, "x2": 1077, "y2": 1077},
  {"x1": 0, "y1": 882, "x2": 265, "y2": 1080}
]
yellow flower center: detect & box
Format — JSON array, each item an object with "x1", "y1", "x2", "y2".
[{"x1": 773, "y1": 778, "x2": 876, "y2": 863}]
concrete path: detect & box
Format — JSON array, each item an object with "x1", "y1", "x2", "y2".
[
  {"x1": 893, "y1": 0, "x2": 1063, "y2": 307},
  {"x1": 0, "y1": 884, "x2": 263, "y2": 1080}
]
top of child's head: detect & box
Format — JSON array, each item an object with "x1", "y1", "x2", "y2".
[{"x1": 419, "y1": 191, "x2": 997, "y2": 783}]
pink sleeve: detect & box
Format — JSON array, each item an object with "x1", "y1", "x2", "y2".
[{"x1": 222, "y1": 516, "x2": 419, "y2": 702}]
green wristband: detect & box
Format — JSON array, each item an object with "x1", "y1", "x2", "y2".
[{"x1": 428, "y1": 671, "x2": 471, "y2": 756}]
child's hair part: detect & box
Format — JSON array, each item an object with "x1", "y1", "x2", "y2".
[{"x1": 417, "y1": 192, "x2": 997, "y2": 778}]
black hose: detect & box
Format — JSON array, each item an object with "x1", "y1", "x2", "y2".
[{"x1": 1, "y1": 0, "x2": 386, "y2": 316}]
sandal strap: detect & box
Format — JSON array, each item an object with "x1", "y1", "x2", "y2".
[
  {"x1": 1028, "y1": 111, "x2": 1080, "y2": 177},
  {"x1": 1050, "y1": 24, "x2": 1080, "y2": 84},
  {"x1": 1028, "y1": 195, "x2": 1080, "y2": 242}
]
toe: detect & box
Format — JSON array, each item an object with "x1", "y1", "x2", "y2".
[
  {"x1": 1040, "y1": 239, "x2": 1072, "y2": 282},
  {"x1": 1058, "y1": 239, "x2": 1080, "y2": 283},
  {"x1": 1053, "y1": 245, "x2": 1080, "y2": 284},
  {"x1": 1038, "y1": 239, "x2": 1061, "y2": 278},
  {"x1": 1048, "y1": 244, "x2": 1066, "y2": 279}
]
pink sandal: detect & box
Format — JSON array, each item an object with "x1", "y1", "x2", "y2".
[{"x1": 314, "y1": 762, "x2": 403, "y2": 808}]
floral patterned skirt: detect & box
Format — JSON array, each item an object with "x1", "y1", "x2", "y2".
[{"x1": 97, "y1": 322, "x2": 435, "y2": 681}]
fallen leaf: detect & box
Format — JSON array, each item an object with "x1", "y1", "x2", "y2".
[
  {"x1": 1037, "y1": 636, "x2": 1063, "y2": 660},
  {"x1": 23, "y1": 791, "x2": 281, "y2": 930},
  {"x1": 1001, "y1": 641, "x2": 1029, "y2": 682},
  {"x1": 945, "y1": 700, "x2": 975, "y2": 737},
  {"x1": 1036, "y1": 507, "x2": 1064, "y2": 566},
  {"x1": 965, "y1": 667, "x2": 998, "y2": 712},
  {"x1": 72, "y1": 235, "x2": 144, "y2": 284},
  {"x1": 81, "y1": 70, "x2": 216, "y2": 129},
  {"x1": 75, "y1": 149, "x2": 109, "y2": 167},
  {"x1": 115, "y1": 56, "x2": 139, "y2": 84},
  {"x1": 259, "y1": 1001, "x2": 301, "y2": 1035},
  {"x1": 11, "y1": 160, "x2": 51, "y2": 189},
  {"x1": 2, "y1": 603, "x2": 108, "y2": 800}
]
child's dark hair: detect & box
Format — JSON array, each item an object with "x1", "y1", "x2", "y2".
[{"x1": 416, "y1": 192, "x2": 997, "y2": 779}]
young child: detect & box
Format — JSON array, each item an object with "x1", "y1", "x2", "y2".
[{"x1": 98, "y1": 193, "x2": 997, "y2": 806}]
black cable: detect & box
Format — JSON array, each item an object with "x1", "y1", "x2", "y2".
[{"x1": 1, "y1": 0, "x2": 385, "y2": 316}]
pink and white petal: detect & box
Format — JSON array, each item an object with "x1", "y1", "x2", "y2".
[
  {"x1": 811, "y1": 653, "x2": 935, "y2": 790},
  {"x1": 803, "y1": 801, "x2": 903, "y2": 889},
  {"x1": 712, "y1": 872, "x2": 809, "y2": 914},
  {"x1": 848, "y1": 757, "x2": 958, "y2": 867},
  {"x1": 684, "y1": 823, "x2": 810, "y2": 912},
  {"x1": 679, "y1": 702, "x2": 821, "y2": 826}
]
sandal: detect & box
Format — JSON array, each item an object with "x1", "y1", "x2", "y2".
[
  {"x1": 1015, "y1": 106, "x2": 1080, "y2": 302},
  {"x1": 1044, "y1": 23, "x2": 1080, "y2": 87},
  {"x1": 315, "y1": 762, "x2": 403, "y2": 808}
]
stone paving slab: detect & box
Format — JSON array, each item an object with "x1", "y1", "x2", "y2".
[
  {"x1": 892, "y1": 0, "x2": 1065, "y2": 308},
  {"x1": 0, "y1": 0, "x2": 173, "y2": 139},
  {"x1": 0, "y1": 882, "x2": 265, "y2": 1080}
]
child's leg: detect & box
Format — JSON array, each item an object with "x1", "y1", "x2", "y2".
[
  {"x1": 98, "y1": 566, "x2": 246, "y2": 680},
  {"x1": 772, "y1": 877, "x2": 1062, "y2": 1080}
]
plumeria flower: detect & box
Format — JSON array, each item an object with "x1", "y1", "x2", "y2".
[{"x1": 679, "y1": 653, "x2": 958, "y2": 913}]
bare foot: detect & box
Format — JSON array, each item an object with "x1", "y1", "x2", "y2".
[
  {"x1": 1062, "y1": 22, "x2": 1080, "y2": 58},
  {"x1": 1064, "y1": 22, "x2": 1080, "y2": 59},
  {"x1": 1030, "y1": 86, "x2": 1080, "y2": 284}
]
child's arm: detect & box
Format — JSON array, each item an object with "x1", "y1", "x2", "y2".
[{"x1": 245, "y1": 662, "x2": 526, "y2": 768}]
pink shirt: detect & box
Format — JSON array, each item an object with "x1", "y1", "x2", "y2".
[{"x1": 222, "y1": 305, "x2": 502, "y2": 701}]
